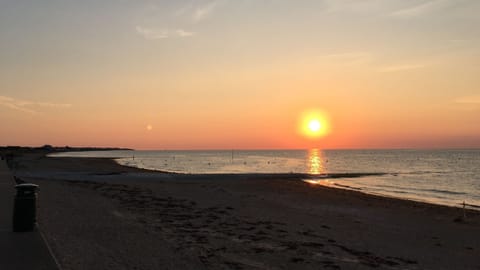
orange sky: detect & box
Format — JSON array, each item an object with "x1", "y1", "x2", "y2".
[{"x1": 1, "y1": 0, "x2": 479, "y2": 149}]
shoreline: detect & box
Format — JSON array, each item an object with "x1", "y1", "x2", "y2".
[
  {"x1": 310, "y1": 179, "x2": 480, "y2": 211},
  {"x1": 44, "y1": 154, "x2": 480, "y2": 213},
  {"x1": 8, "y1": 151, "x2": 480, "y2": 269},
  {"x1": 18, "y1": 151, "x2": 480, "y2": 215},
  {"x1": 109, "y1": 156, "x2": 479, "y2": 213},
  {"x1": 52, "y1": 148, "x2": 479, "y2": 211}
]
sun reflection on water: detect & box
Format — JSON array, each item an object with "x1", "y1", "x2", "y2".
[{"x1": 308, "y1": 148, "x2": 326, "y2": 175}]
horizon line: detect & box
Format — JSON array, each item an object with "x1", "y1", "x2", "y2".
[{"x1": 2, "y1": 145, "x2": 480, "y2": 152}]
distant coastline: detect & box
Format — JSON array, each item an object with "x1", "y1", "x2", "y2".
[{"x1": 0, "y1": 145, "x2": 132, "y2": 154}]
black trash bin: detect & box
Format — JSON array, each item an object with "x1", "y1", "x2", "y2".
[{"x1": 13, "y1": 183, "x2": 39, "y2": 232}]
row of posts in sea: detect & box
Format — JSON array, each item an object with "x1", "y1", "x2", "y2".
[{"x1": 130, "y1": 150, "x2": 279, "y2": 166}]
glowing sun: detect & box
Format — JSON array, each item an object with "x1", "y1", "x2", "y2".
[
  {"x1": 299, "y1": 110, "x2": 330, "y2": 138},
  {"x1": 308, "y1": 119, "x2": 321, "y2": 133}
]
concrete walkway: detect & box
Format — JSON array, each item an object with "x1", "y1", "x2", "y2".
[{"x1": 0, "y1": 160, "x2": 59, "y2": 270}]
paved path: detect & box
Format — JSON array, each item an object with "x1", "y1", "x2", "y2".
[{"x1": 0, "y1": 159, "x2": 59, "y2": 270}]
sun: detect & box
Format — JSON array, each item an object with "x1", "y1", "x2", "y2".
[
  {"x1": 308, "y1": 119, "x2": 321, "y2": 133},
  {"x1": 299, "y1": 110, "x2": 330, "y2": 139}
]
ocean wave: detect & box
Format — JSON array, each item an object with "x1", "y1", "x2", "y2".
[
  {"x1": 403, "y1": 171, "x2": 448, "y2": 175},
  {"x1": 424, "y1": 189, "x2": 467, "y2": 195},
  {"x1": 306, "y1": 172, "x2": 387, "y2": 179},
  {"x1": 461, "y1": 203, "x2": 480, "y2": 209},
  {"x1": 333, "y1": 183, "x2": 362, "y2": 190},
  {"x1": 372, "y1": 184, "x2": 467, "y2": 196}
]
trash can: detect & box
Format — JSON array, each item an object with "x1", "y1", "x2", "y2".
[{"x1": 13, "y1": 183, "x2": 39, "y2": 232}]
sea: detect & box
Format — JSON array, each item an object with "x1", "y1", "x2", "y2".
[{"x1": 51, "y1": 149, "x2": 480, "y2": 209}]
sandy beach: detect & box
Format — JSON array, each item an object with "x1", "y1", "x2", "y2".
[{"x1": 8, "y1": 151, "x2": 480, "y2": 270}]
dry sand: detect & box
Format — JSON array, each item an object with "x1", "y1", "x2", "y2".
[{"x1": 10, "y1": 152, "x2": 480, "y2": 269}]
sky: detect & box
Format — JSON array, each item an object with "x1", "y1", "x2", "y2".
[{"x1": 1, "y1": 0, "x2": 479, "y2": 150}]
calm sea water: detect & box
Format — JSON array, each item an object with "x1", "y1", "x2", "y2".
[{"x1": 51, "y1": 149, "x2": 480, "y2": 208}]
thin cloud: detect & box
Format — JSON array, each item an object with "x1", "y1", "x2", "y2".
[
  {"x1": 174, "y1": 1, "x2": 195, "y2": 17},
  {"x1": 323, "y1": 0, "x2": 385, "y2": 13},
  {"x1": 389, "y1": 0, "x2": 451, "y2": 18},
  {"x1": 323, "y1": 0, "x2": 471, "y2": 18},
  {"x1": 455, "y1": 95, "x2": 480, "y2": 104},
  {"x1": 322, "y1": 52, "x2": 374, "y2": 66},
  {"x1": 323, "y1": 52, "x2": 372, "y2": 59},
  {"x1": 136, "y1": 26, "x2": 168, "y2": 40},
  {"x1": 0, "y1": 95, "x2": 71, "y2": 114},
  {"x1": 453, "y1": 95, "x2": 480, "y2": 111},
  {"x1": 136, "y1": 26, "x2": 195, "y2": 40},
  {"x1": 176, "y1": 29, "x2": 195, "y2": 37},
  {"x1": 377, "y1": 64, "x2": 427, "y2": 72},
  {"x1": 193, "y1": 1, "x2": 221, "y2": 23}
]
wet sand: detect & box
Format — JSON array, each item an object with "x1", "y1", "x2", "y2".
[{"x1": 11, "y1": 152, "x2": 480, "y2": 269}]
